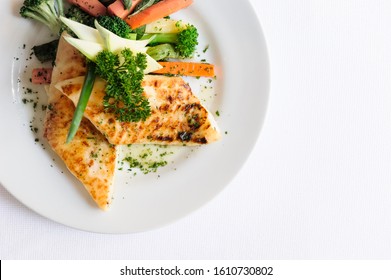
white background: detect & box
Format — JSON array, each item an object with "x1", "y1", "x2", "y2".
[{"x1": 2, "y1": 0, "x2": 391, "y2": 259}]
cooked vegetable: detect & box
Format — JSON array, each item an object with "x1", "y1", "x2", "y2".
[
  {"x1": 60, "y1": 17, "x2": 161, "y2": 73},
  {"x1": 66, "y1": 63, "x2": 96, "y2": 143},
  {"x1": 122, "y1": 0, "x2": 133, "y2": 10},
  {"x1": 143, "y1": 24, "x2": 198, "y2": 59},
  {"x1": 60, "y1": 16, "x2": 104, "y2": 44},
  {"x1": 32, "y1": 39, "x2": 59, "y2": 63},
  {"x1": 145, "y1": 18, "x2": 188, "y2": 33},
  {"x1": 125, "y1": 0, "x2": 193, "y2": 29},
  {"x1": 19, "y1": 0, "x2": 64, "y2": 35},
  {"x1": 132, "y1": 0, "x2": 161, "y2": 14},
  {"x1": 65, "y1": 5, "x2": 95, "y2": 27},
  {"x1": 108, "y1": 0, "x2": 142, "y2": 18},
  {"x1": 32, "y1": 67, "x2": 53, "y2": 84},
  {"x1": 152, "y1": 61, "x2": 215, "y2": 77},
  {"x1": 100, "y1": 0, "x2": 160, "y2": 39},
  {"x1": 67, "y1": 0, "x2": 107, "y2": 17},
  {"x1": 94, "y1": 48, "x2": 150, "y2": 122},
  {"x1": 146, "y1": 43, "x2": 179, "y2": 61},
  {"x1": 96, "y1": 15, "x2": 135, "y2": 39}
]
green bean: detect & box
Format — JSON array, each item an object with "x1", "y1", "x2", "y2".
[{"x1": 66, "y1": 63, "x2": 96, "y2": 143}]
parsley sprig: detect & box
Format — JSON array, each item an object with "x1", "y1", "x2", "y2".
[{"x1": 95, "y1": 48, "x2": 151, "y2": 122}]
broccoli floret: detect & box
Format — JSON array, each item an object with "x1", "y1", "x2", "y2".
[
  {"x1": 143, "y1": 25, "x2": 199, "y2": 59},
  {"x1": 96, "y1": 16, "x2": 134, "y2": 39},
  {"x1": 65, "y1": 5, "x2": 95, "y2": 27},
  {"x1": 175, "y1": 25, "x2": 199, "y2": 58},
  {"x1": 19, "y1": 0, "x2": 64, "y2": 35}
]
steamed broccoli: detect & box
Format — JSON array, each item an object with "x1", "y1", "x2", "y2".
[
  {"x1": 96, "y1": 16, "x2": 135, "y2": 39},
  {"x1": 19, "y1": 0, "x2": 64, "y2": 35},
  {"x1": 143, "y1": 25, "x2": 199, "y2": 59},
  {"x1": 65, "y1": 5, "x2": 95, "y2": 28}
]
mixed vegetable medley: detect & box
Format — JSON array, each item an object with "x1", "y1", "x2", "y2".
[{"x1": 20, "y1": 0, "x2": 215, "y2": 142}]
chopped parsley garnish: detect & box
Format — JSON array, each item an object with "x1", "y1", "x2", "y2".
[
  {"x1": 95, "y1": 48, "x2": 150, "y2": 122},
  {"x1": 124, "y1": 156, "x2": 168, "y2": 174}
]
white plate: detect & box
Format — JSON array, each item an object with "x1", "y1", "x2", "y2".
[{"x1": 0, "y1": 0, "x2": 269, "y2": 233}]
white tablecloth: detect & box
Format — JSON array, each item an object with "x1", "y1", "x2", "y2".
[{"x1": 2, "y1": 0, "x2": 391, "y2": 259}]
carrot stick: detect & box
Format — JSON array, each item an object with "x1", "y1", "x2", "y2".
[
  {"x1": 152, "y1": 61, "x2": 215, "y2": 77},
  {"x1": 108, "y1": 0, "x2": 143, "y2": 19},
  {"x1": 32, "y1": 68, "x2": 53, "y2": 84},
  {"x1": 67, "y1": 0, "x2": 107, "y2": 17},
  {"x1": 125, "y1": 0, "x2": 193, "y2": 29}
]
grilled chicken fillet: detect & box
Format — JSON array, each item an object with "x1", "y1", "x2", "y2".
[
  {"x1": 56, "y1": 75, "x2": 221, "y2": 146},
  {"x1": 43, "y1": 34, "x2": 117, "y2": 210}
]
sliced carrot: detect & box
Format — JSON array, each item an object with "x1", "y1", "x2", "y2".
[
  {"x1": 67, "y1": 0, "x2": 107, "y2": 17},
  {"x1": 108, "y1": 0, "x2": 143, "y2": 19},
  {"x1": 152, "y1": 61, "x2": 215, "y2": 77},
  {"x1": 32, "y1": 68, "x2": 53, "y2": 84},
  {"x1": 125, "y1": 0, "x2": 193, "y2": 29}
]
